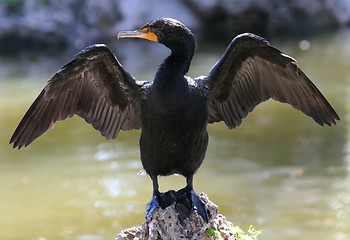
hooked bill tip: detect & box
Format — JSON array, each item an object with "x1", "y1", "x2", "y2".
[{"x1": 117, "y1": 30, "x2": 140, "y2": 39}]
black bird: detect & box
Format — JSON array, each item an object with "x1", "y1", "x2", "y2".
[{"x1": 10, "y1": 18, "x2": 339, "y2": 222}]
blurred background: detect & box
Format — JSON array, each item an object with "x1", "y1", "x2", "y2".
[{"x1": 1, "y1": 0, "x2": 350, "y2": 239}]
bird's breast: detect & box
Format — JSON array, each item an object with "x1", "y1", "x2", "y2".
[
  {"x1": 140, "y1": 84, "x2": 209, "y2": 138},
  {"x1": 139, "y1": 93, "x2": 209, "y2": 176},
  {"x1": 139, "y1": 80, "x2": 209, "y2": 176}
]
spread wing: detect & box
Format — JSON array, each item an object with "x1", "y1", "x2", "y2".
[
  {"x1": 10, "y1": 44, "x2": 143, "y2": 149},
  {"x1": 197, "y1": 33, "x2": 339, "y2": 128}
]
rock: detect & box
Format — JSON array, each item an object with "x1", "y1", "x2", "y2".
[
  {"x1": 1, "y1": 0, "x2": 349, "y2": 54},
  {"x1": 116, "y1": 193, "x2": 238, "y2": 240}
]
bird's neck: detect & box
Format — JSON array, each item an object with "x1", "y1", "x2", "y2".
[{"x1": 155, "y1": 43, "x2": 194, "y2": 83}]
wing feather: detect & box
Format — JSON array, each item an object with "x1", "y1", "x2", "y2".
[
  {"x1": 198, "y1": 33, "x2": 339, "y2": 128},
  {"x1": 11, "y1": 44, "x2": 143, "y2": 149}
]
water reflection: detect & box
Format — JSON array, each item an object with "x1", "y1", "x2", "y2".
[{"x1": 1, "y1": 30, "x2": 349, "y2": 240}]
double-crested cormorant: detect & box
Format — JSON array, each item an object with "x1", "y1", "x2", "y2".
[{"x1": 10, "y1": 18, "x2": 339, "y2": 222}]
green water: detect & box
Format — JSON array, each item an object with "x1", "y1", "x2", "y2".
[{"x1": 1, "y1": 30, "x2": 349, "y2": 240}]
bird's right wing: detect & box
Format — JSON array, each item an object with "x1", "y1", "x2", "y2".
[
  {"x1": 197, "y1": 33, "x2": 339, "y2": 128},
  {"x1": 10, "y1": 44, "x2": 144, "y2": 149}
]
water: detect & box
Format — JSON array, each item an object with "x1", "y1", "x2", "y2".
[{"x1": 1, "y1": 30, "x2": 349, "y2": 240}]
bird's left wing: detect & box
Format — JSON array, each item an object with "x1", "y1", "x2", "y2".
[
  {"x1": 10, "y1": 44, "x2": 143, "y2": 149},
  {"x1": 196, "y1": 33, "x2": 339, "y2": 128}
]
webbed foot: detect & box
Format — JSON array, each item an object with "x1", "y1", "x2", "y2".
[
  {"x1": 145, "y1": 190, "x2": 177, "y2": 219},
  {"x1": 177, "y1": 186, "x2": 208, "y2": 222},
  {"x1": 146, "y1": 174, "x2": 208, "y2": 222},
  {"x1": 145, "y1": 195, "x2": 160, "y2": 219}
]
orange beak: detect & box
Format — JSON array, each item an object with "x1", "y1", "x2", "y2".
[{"x1": 118, "y1": 27, "x2": 158, "y2": 42}]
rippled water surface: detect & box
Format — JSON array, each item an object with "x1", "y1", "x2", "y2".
[{"x1": 1, "y1": 30, "x2": 350, "y2": 240}]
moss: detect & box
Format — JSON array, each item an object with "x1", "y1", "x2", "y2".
[
  {"x1": 205, "y1": 227, "x2": 222, "y2": 239},
  {"x1": 205, "y1": 225, "x2": 262, "y2": 240}
]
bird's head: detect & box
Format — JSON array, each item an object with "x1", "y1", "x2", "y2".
[{"x1": 118, "y1": 18, "x2": 195, "y2": 53}]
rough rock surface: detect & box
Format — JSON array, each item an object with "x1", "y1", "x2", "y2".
[{"x1": 116, "y1": 193, "x2": 237, "y2": 240}]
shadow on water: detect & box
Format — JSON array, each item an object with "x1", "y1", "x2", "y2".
[{"x1": 1, "y1": 29, "x2": 350, "y2": 240}]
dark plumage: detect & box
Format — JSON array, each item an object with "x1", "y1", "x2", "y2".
[{"x1": 10, "y1": 18, "x2": 339, "y2": 221}]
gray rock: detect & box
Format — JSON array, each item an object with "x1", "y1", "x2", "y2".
[{"x1": 116, "y1": 193, "x2": 238, "y2": 240}]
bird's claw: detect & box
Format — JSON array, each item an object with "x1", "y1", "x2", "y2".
[{"x1": 177, "y1": 187, "x2": 209, "y2": 222}]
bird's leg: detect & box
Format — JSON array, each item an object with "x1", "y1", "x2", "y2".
[
  {"x1": 145, "y1": 174, "x2": 177, "y2": 218},
  {"x1": 145, "y1": 175, "x2": 182, "y2": 218},
  {"x1": 177, "y1": 175, "x2": 209, "y2": 222},
  {"x1": 145, "y1": 174, "x2": 160, "y2": 218}
]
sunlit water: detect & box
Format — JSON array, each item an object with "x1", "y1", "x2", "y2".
[{"x1": 1, "y1": 30, "x2": 350, "y2": 240}]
